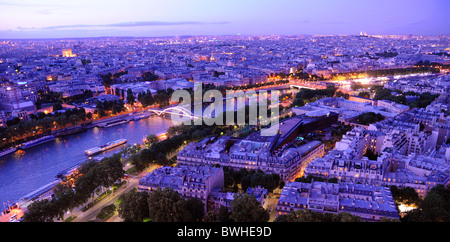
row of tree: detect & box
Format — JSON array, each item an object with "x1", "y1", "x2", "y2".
[
  {"x1": 35, "y1": 90, "x2": 94, "y2": 109},
  {"x1": 95, "y1": 99, "x2": 126, "y2": 117},
  {"x1": 291, "y1": 85, "x2": 337, "y2": 107},
  {"x1": 136, "y1": 88, "x2": 174, "y2": 108},
  {"x1": 335, "y1": 90, "x2": 350, "y2": 99},
  {"x1": 22, "y1": 154, "x2": 124, "y2": 222},
  {"x1": 228, "y1": 80, "x2": 290, "y2": 90},
  {"x1": 130, "y1": 133, "x2": 189, "y2": 170},
  {"x1": 223, "y1": 167, "x2": 283, "y2": 193},
  {"x1": 118, "y1": 187, "x2": 270, "y2": 222},
  {"x1": 100, "y1": 71, "x2": 128, "y2": 88},
  {"x1": 356, "y1": 112, "x2": 385, "y2": 126},
  {"x1": 275, "y1": 209, "x2": 363, "y2": 222},
  {"x1": 100, "y1": 71, "x2": 160, "y2": 88},
  {"x1": 0, "y1": 107, "x2": 93, "y2": 149},
  {"x1": 331, "y1": 66, "x2": 440, "y2": 80},
  {"x1": 294, "y1": 174, "x2": 339, "y2": 184},
  {"x1": 374, "y1": 88, "x2": 440, "y2": 108}
]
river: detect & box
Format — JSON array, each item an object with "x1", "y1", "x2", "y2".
[
  {"x1": 0, "y1": 87, "x2": 293, "y2": 207},
  {"x1": 0, "y1": 116, "x2": 174, "y2": 206}
]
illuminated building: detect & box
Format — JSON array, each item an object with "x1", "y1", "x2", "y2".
[
  {"x1": 276, "y1": 181, "x2": 400, "y2": 221},
  {"x1": 62, "y1": 49, "x2": 76, "y2": 57},
  {"x1": 138, "y1": 165, "x2": 224, "y2": 213},
  {"x1": 177, "y1": 113, "x2": 334, "y2": 181}
]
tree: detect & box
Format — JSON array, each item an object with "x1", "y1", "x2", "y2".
[
  {"x1": 153, "y1": 93, "x2": 170, "y2": 108},
  {"x1": 402, "y1": 184, "x2": 450, "y2": 222},
  {"x1": 21, "y1": 199, "x2": 55, "y2": 222},
  {"x1": 292, "y1": 97, "x2": 304, "y2": 107},
  {"x1": 138, "y1": 91, "x2": 154, "y2": 107},
  {"x1": 217, "y1": 205, "x2": 233, "y2": 222},
  {"x1": 154, "y1": 152, "x2": 169, "y2": 165},
  {"x1": 241, "y1": 175, "x2": 251, "y2": 192},
  {"x1": 358, "y1": 91, "x2": 370, "y2": 99},
  {"x1": 142, "y1": 72, "x2": 159, "y2": 82},
  {"x1": 126, "y1": 89, "x2": 135, "y2": 106},
  {"x1": 185, "y1": 198, "x2": 205, "y2": 222},
  {"x1": 374, "y1": 88, "x2": 392, "y2": 100},
  {"x1": 147, "y1": 188, "x2": 192, "y2": 222},
  {"x1": 204, "y1": 210, "x2": 218, "y2": 222},
  {"x1": 73, "y1": 155, "x2": 124, "y2": 205},
  {"x1": 118, "y1": 189, "x2": 150, "y2": 222},
  {"x1": 145, "y1": 134, "x2": 159, "y2": 145},
  {"x1": 390, "y1": 185, "x2": 421, "y2": 206},
  {"x1": 229, "y1": 193, "x2": 269, "y2": 222},
  {"x1": 356, "y1": 112, "x2": 384, "y2": 125},
  {"x1": 100, "y1": 73, "x2": 113, "y2": 88},
  {"x1": 275, "y1": 209, "x2": 362, "y2": 222},
  {"x1": 96, "y1": 204, "x2": 116, "y2": 221},
  {"x1": 6, "y1": 117, "x2": 20, "y2": 126},
  {"x1": 213, "y1": 71, "x2": 225, "y2": 77},
  {"x1": 52, "y1": 102, "x2": 63, "y2": 111},
  {"x1": 249, "y1": 172, "x2": 278, "y2": 192},
  {"x1": 96, "y1": 154, "x2": 125, "y2": 188}
]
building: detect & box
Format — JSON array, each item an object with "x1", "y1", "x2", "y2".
[
  {"x1": 377, "y1": 100, "x2": 410, "y2": 113},
  {"x1": 177, "y1": 114, "x2": 337, "y2": 181},
  {"x1": 178, "y1": 135, "x2": 325, "y2": 182},
  {"x1": 304, "y1": 149, "x2": 385, "y2": 185},
  {"x1": 381, "y1": 146, "x2": 450, "y2": 198},
  {"x1": 276, "y1": 181, "x2": 400, "y2": 221},
  {"x1": 304, "y1": 124, "x2": 449, "y2": 198},
  {"x1": 334, "y1": 127, "x2": 369, "y2": 159},
  {"x1": 207, "y1": 186, "x2": 268, "y2": 213},
  {"x1": 138, "y1": 165, "x2": 224, "y2": 213},
  {"x1": 138, "y1": 165, "x2": 269, "y2": 214},
  {"x1": 62, "y1": 49, "x2": 76, "y2": 58}
]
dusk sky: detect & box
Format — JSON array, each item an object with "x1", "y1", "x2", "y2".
[{"x1": 0, "y1": 0, "x2": 449, "y2": 39}]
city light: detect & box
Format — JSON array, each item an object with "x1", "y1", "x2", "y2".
[{"x1": 0, "y1": 1, "x2": 448, "y2": 226}]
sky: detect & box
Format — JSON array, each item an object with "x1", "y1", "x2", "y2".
[{"x1": 0, "y1": 0, "x2": 449, "y2": 39}]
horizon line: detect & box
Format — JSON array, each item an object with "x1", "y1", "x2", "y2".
[{"x1": 1, "y1": 33, "x2": 448, "y2": 41}]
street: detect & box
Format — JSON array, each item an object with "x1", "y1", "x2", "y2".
[{"x1": 70, "y1": 165, "x2": 155, "y2": 222}]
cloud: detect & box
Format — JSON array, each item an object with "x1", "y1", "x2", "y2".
[
  {"x1": 18, "y1": 21, "x2": 229, "y2": 31},
  {"x1": 0, "y1": 1, "x2": 27, "y2": 6},
  {"x1": 35, "y1": 8, "x2": 57, "y2": 15},
  {"x1": 0, "y1": 1, "x2": 65, "y2": 7}
]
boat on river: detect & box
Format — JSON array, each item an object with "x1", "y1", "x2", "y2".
[
  {"x1": 19, "y1": 135, "x2": 55, "y2": 149},
  {"x1": 85, "y1": 139, "x2": 127, "y2": 156}
]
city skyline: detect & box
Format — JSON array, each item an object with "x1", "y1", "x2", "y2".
[
  {"x1": 0, "y1": 0, "x2": 449, "y2": 225},
  {"x1": 0, "y1": 0, "x2": 449, "y2": 39}
]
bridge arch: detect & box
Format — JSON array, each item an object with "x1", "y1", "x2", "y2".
[
  {"x1": 148, "y1": 106, "x2": 199, "y2": 119},
  {"x1": 290, "y1": 85, "x2": 316, "y2": 90}
]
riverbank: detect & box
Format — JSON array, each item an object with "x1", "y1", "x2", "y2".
[{"x1": 0, "y1": 114, "x2": 174, "y2": 209}]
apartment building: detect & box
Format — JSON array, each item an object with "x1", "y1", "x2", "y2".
[{"x1": 276, "y1": 181, "x2": 399, "y2": 221}]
